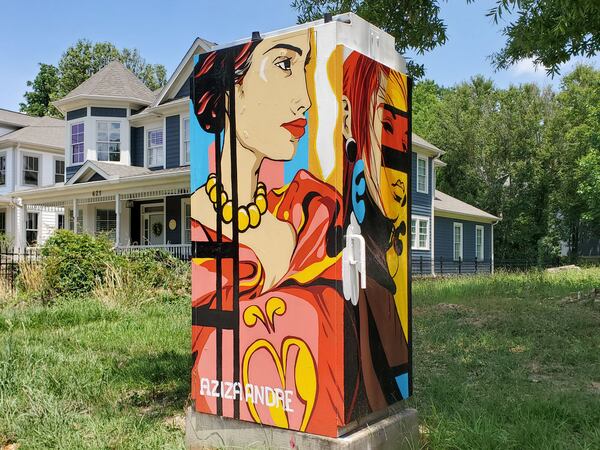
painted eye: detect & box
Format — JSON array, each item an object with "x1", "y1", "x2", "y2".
[
  {"x1": 383, "y1": 121, "x2": 394, "y2": 133},
  {"x1": 275, "y1": 58, "x2": 292, "y2": 72}
]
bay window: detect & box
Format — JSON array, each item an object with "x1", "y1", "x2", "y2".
[
  {"x1": 97, "y1": 121, "x2": 121, "y2": 161},
  {"x1": 71, "y1": 122, "x2": 84, "y2": 164}
]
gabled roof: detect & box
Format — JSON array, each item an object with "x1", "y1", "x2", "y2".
[
  {"x1": 67, "y1": 160, "x2": 152, "y2": 184},
  {"x1": 413, "y1": 133, "x2": 444, "y2": 156},
  {"x1": 0, "y1": 108, "x2": 40, "y2": 128},
  {"x1": 54, "y1": 61, "x2": 156, "y2": 110},
  {"x1": 152, "y1": 37, "x2": 215, "y2": 107},
  {"x1": 0, "y1": 116, "x2": 65, "y2": 150},
  {"x1": 434, "y1": 190, "x2": 500, "y2": 223}
]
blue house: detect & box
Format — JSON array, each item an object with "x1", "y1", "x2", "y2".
[{"x1": 410, "y1": 135, "x2": 500, "y2": 275}]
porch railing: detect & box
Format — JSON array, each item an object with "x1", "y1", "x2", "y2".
[{"x1": 115, "y1": 243, "x2": 192, "y2": 260}]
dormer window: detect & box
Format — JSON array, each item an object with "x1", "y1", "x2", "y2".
[
  {"x1": 97, "y1": 121, "x2": 121, "y2": 162},
  {"x1": 147, "y1": 128, "x2": 164, "y2": 168},
  {"x1": 71, "y1": 123, "x2": 84, "y2": 164}
]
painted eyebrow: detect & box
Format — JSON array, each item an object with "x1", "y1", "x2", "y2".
[{"x1": 264, "y1": 43, "x2": 303, "y2": 56}]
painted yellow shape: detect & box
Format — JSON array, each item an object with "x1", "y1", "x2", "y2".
[
  {"x1": 266, "y1": 297, "x2": 286, "y2": 332},
  {"x1": 242, "y1": 337, "x2": 317, "y2": 432},
  {"x1": 288, "y1": 253, "x2": 340, "y2": 285},
  {"x1": 385, "y1": 71, "x2": 408, "y2": 112}
]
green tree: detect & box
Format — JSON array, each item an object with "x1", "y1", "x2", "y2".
[
  {"x1": 544, "y1": 65, "x2": 600, "y2": 257},
  {"x1": 488, "y1": 0, "x2": 600, "y2": 75},
  {"x1": 291, "y1": 0, "x2": 452, "y2": 78},
  {"x1": 21, "y1": 39, "x2": 167, "y2": 118},
  {"x1": 413, "y1": 77, "x2": 554, "y2": 260},
  {"x1": 19, "y1": 63, "x2": 61, "y2": 117}
]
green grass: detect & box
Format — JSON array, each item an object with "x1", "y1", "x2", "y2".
[
  {"x1": 408, "y1": 268, "x2": 600, "y2": 449},
  {"x1": 0, "y1": 297, "x2": 190, "y2": 449},
  {"x1": 1, "y1": 268, "x2": 599, "y2": 449}
]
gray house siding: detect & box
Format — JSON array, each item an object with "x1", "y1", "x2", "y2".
[
  {"x1": 411, "y1": 153, "x2": 433, "y2": 273},
  {"x1": 66, "y1": 108, "x2": 87, "y2": 120},
  {"x1": 434, "y1": 216, "x2": 492, "y2": 273},
  {"x1": 65, "y1": 165, "x2": 82, "y2": 182},
  {"x1": 174, "y1": 76, "x2": 191, "y2": 99},
  {"x1": 165, "y1": 115, "x2": 180, "y2": 168},
  {"x1": 90, "y1": 107, "x2": 127, "y2": 118},
  {"x1": 130, "y1": 126, "x2": 144, "y2": 167}
]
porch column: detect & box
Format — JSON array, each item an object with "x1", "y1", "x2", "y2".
[
  {"x1": 115, "y1": 193, "x2": 121, "y2": 246},
  {"x1": 72, "y1": 199, "x2": 78, "y2": 234}
]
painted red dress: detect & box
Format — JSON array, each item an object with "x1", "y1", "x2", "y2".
[{"x1": 191, "y1": 170, "x2": 345, "y2": 437}]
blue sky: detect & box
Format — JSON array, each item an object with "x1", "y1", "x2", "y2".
[{"x1": 1, "y1": 0, "x2": 597, "y2": 111}]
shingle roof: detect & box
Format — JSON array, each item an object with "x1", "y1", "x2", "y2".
[
  {"x1": 434, "y1": 190, "x2": 500, "y2": 222},
  {"x1": 91, "y1": 161, "x2": 152, "y2": 178},
  {"x1": 59, "y1": 61, "x2": 156, "y2": 105},
  {"x1": 413, "y1": 133, "x2": 444, "y2": 155},
  {"x1": 0, "y1": 116, "x2": 64, "y2": 149},
  {"x1": 0, "y1": 108, "x2": 40, "y2": 128}
]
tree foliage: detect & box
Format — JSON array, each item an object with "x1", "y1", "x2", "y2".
[
  {"x1": 413, "y1": 65, "x2": 600, "y2": 260},
  {"x1": 291, "y1": 0, "x2": 452, "y2": 78},
  {"x1": 21, "y1": 40, "x2": 167, "y2": 118},
  {"x1": 488, "y1": 0, "x2": 600, "y2": 75}
]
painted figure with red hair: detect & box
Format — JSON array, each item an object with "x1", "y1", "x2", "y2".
[{"x1": 341, "y1": 50, "x2": 412, "y2": 420}]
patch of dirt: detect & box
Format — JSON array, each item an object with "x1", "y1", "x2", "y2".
[
  {"x1": 590, "y1": 382, "x2": 600, "y2": 394},
  {"x1": 163, "y1": 414, "x2": 186, "y2": 431},
  {"x1": 559, "y1": 288, "x2": 600, "y2": 306},
  {"x1": 509, "y1": 345, "x2": 526, "y2": 353},
  {"x1": 1, "y1": 443, "x2": 19, "y2": 450},
  {"x1": 434, "y1": 303, "x2": 474, "y2": 313}
]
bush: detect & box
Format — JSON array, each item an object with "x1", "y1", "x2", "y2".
[{"x1": 40, "y1": 230, "x2": 118, "y2": 298}]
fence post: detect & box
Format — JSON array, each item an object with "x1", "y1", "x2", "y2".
[
  {"x1": 440, "y1": 255, "x2": 443, "y2": 275},
  {"x1": 475, "y1": 257, "x2": 478, "y2": 273},
  {"x1": 420, "y1": 256, "x2": 423, "y2": 275},
  {"x1": 459, "y1": 256, "x2": 462, "y2": 274}
]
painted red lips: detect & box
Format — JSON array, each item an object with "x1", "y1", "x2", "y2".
[{"x1": 281, "y1": 118, "x2": 307, "y2": 140}]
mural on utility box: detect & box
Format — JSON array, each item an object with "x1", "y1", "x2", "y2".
[{"x1": 190, "y1": 27, "x2": 411, "y2": 438}]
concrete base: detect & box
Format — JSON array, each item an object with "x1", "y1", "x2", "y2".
[{"x1": 185, "y1": 406, "x2": 419, "y2": 450}]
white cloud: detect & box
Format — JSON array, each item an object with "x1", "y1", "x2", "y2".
[{"x1": 510, "y1": 58, "x2": 547, "y2": 77}]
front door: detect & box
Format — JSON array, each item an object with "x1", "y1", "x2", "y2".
[{"x1": 142, "y1": 204, "x2": 164, "y2": 245}]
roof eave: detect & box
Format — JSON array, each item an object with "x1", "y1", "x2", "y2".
[
  {"x1": 18, "y1": 168, "x2": 190, "y2": 202},
  {"x1": 434, "y1": 208, "x2": 501, "y2": 223},
  {"x1": 52, "y1": 95, "x2": 154, "y2": 114}
]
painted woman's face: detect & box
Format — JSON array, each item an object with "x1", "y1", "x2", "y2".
[
  {"x1": 235, "y1": 30, "x2": 312, "y2": 161},
  {"x1": 364, "y1": 72, "x2": 409, "y2": 224}
]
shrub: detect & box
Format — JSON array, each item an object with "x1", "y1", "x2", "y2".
[{"x1": 41, "y1": 230, "x2": 118, "y2": 298}]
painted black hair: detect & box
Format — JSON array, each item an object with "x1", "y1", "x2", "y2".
[{"x1": 192, "y1": 40, "x2": 262, "y2": 135}]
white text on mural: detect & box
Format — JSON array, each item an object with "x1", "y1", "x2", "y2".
[{"x1": 199, "y1": 378, "x2": 294, "y2": 412}]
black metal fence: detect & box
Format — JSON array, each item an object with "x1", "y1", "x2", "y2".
[
  {"x1": 0, "y1": 248, "x2": 41, "y2": 290},
  {"x1": 411, "y1": 256, "x2": 565, "y2": 276}
]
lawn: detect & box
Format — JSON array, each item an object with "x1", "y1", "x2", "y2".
[{"x1": 1, "y1": 268, "x2": 599, "y2": 449}]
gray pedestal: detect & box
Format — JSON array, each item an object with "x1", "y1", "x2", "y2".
[{"x1": 185, "y1": 405, "x2": 419, "y2": 450}]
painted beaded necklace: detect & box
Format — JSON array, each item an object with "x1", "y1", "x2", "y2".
[{"x1": 205, "y1": 173, "x2": 268, "y2": 232}]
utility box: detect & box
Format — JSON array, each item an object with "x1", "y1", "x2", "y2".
[{"x1": 189, "y1": 13, "x2": 412, "y2": 438}]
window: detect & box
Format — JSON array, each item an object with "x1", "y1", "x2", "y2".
[
  {"x1": 68, "y1": 209, "x2": 83, "y2": 232},
  {"x1": 55, "y1": 159, "x2": 65, "y2": 183},
  {"x1": 411, "y1": 216, "x2": 430, "y2": 250},
  {"x1": 71, "y1": 122, "x2": 84, "y2": 164},
  {"x1": 0, "y1": 210, "x2": 5, "y2": 234},
  {"x1": 182, "y1": 199, "x2": 191, "y2": 244},
  {"x1": 96, "y1": 121, "x2": 121, "y2": 161},
  {"x1": 23, "y1": 155, "x2": 39, "y2": 186},
  {"x1": 147, "y1": 128, "x2": 164, "y2": 167},
  {"x1": 26, "y1": 212, "x2": 38, "y2": 246},
  {"x1": 95, "y1": 209, "x2": 116, "y2": 239},
  {"x1": 0, "y1": 153, "x2": 6, "y2": 185},
  {"x1": 417, "y1": 155, "x2": 428, "y2": 193},
  {"x1": 476, "y1": 225, "x2": 484, "y2": 261},
  {"x1": 182, "y1": 117, "x2": 190, "y2": 165},
  {"x1": 453, "y1": 222, "x2": 463, "y2": 261},
  {"x1": 57, "y1": 214, "x2": 65, "y2": 230}
]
